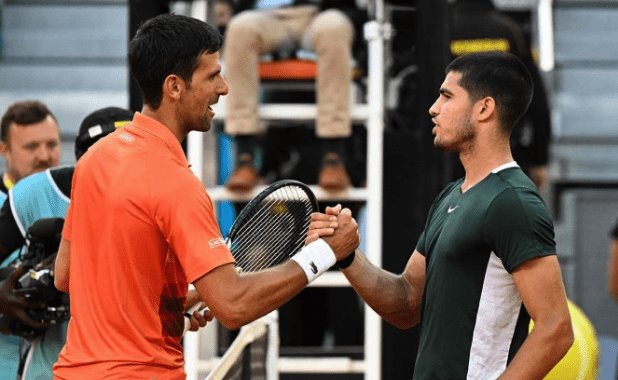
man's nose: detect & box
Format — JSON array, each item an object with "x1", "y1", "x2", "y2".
[
  {"x1": 219, "y1": 78, "x2": 229, "y2": 96},
  {"x1": 36, "y1": 145, "x2": 53, "y2": 163}
]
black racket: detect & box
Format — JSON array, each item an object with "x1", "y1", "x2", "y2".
[
  {"x1": 226, "y1": 179, "x2": 319, "y2": 272},
  {"x1": 184, "y1": 180, "x2": 318, "y2": 332}
]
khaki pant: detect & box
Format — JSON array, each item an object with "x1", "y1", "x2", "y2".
[{"x1": 223, "y1": 5, "x2": 354, "y2": 138}]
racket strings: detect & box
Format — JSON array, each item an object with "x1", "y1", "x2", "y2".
[
  {"x1": 231, "y1": 186, "x2": 313, "y2": 272},
  {"x1": 234, "y1": 199, "x2": 309, "y2": 271}
]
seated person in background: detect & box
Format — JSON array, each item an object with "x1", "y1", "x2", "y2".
[
  {"x1": 224, "y1": 0, "x2": 365, "y2": 193},
  {"x1": 0, "y1": 106, "x2": 133, "y2": 380},
  {"x1": 449, "y1": 0, "x2": 552, "y2": 192}
]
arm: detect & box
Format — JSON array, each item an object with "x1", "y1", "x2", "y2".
[
  {"x1": 54, "y1": 238, "x2": 70, "y2": 293},
  {"x1": 193, "y1": 260, "x2": 308, "y2": 330},
  {"x1": 341, "y1": 249, "x2": 425, "y2": 329},
  {"x1": 309, "y1": 205, "x2": 425, "y2": 328},
  {"x1": 193, "y1": 210, "x2": 359, "y2": 330},
  {"x1": 500, "y1": 255, "x2": 573, "y2": 379},
  {"x1": 609, "y1": 238, "x2": 618, "y2": 301}
]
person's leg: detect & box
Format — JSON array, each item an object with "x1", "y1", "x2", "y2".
[
  {"x1": 224, "y1": 6, "x2": 317, "y2": 191},
  {"x1": 304, "y1": 10, "x2": 355, "y2": 191}
]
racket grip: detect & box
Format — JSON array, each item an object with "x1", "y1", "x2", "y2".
[{"x1": 183, "y1": 303, "x2": 207, "y2": 336}]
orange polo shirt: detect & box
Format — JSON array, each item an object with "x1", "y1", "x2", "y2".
[{"x1": 53, "y1": 113, "x2": 234, "y2": 379}]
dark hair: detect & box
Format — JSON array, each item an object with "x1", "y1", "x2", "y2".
[
  {"x1": 446, "y1": 51, "x2": 533, "y2": 134},
  {"x1": 128, "y1": 14, "x2": 223, "y2": 109},
  {"x1": 1, "y1": 100, "x2": 57, "y2": 142}
]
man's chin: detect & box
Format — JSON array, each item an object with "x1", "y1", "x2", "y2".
[{"x1": 434, "y1": 140, "x2": 457, "y2": 153}]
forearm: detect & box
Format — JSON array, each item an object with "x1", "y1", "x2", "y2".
[
  {"x1": 342, "y1": 251, "x2": 421, "y2": 329},
  {"x1": 207, "y1": 262, "x2": 308, "y2": 330},
  {"x1": 500, "y1": 316, "x2": 573, "y2": 379}
]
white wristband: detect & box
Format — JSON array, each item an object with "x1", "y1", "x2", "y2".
[{"x1": 291, "y1": 239, "x2": 336, "y2": 283}]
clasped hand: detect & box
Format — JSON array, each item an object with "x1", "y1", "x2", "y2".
[{"x1": 306, "y1": 204, "x2": 359, "y2": 261}]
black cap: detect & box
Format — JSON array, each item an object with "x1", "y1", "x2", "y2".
[{"x1": 74, "y1": 107, "x2": 134, "y2": 160}]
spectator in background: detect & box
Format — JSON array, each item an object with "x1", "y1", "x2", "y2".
[
  {"x1": 609, "y1": 216, "x2": 618, "y2": 302},
  {"x1": 223, "y1": 0, "x2": 365, "y2": 193},
  {"x1": 449, "y1": 0, "x2": 552, "y2": 192},
  {"x1": 0, "y1": 100, "x2": 60, "y2": 380},
  {"x1": 0, "y1": 100, "x2": 60, "y2": 201}
]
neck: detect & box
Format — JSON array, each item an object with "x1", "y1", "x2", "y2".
[
  {"x1": 141, "y1": 105, "x2": 186, "y2": 143},
  {"x1": 459, "y1": 135, "x2": 513, "y2": 192}
]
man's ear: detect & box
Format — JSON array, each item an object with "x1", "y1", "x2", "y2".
[
  {"x1": 0, "y1": 141, "x2": 8, "y2": 158},
  {"x1": 162, "y1": 74, "x2": 185, "y2": 101},
  {"x1": 476, "y1": 97, "x2": 496, "y2": 122}
]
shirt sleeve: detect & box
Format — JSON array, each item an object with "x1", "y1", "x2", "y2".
[
  {"x1": 483, "y1": 188, "x2": 556, "y2": 273},
  {"x1": 416, "y1": 230, "x2": 427, "y2": 257},
  {"x1": 154, "y1": 169, "x2": 235, "y2": 283}
]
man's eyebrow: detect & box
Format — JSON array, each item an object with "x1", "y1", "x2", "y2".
[{"x1": 439, "y1": 87, "x2": 453, "y2": 96}]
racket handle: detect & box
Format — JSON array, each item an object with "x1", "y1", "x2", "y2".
[{"x1": 183, "y1": 303, "x2": 207, "y2": 336}]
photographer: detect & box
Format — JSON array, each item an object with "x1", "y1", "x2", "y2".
[
  {"x1": 0, "y1": 107, "x2": 134, "y2": 380},
  {"x1": 0, "y1": 100, "x2": 61, "y2": 379}
]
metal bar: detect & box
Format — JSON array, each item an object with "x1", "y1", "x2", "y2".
[
  {"x1": 207, "y1": 184, "x2": 368, "y2": 203},
  {"x1": 363, "y1": 10, "x2": 387, "y2": 380},
  {"x1": 211, "y1": 101, "x2": 370, "y2": 123},
  {"x1": 538, "y1": 0, "x2": 555, "y2": 72}
]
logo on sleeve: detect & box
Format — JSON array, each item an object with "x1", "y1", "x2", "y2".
[{"x1": 208, "y1": 237, "x2": 226, "y2": 249}]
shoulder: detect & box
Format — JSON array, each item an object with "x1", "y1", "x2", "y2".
[
  {"x1": 49, "y1": 166, "x2": 75, "y2": 198},
  {"x1": 488, "y1": 169, "x2": 549, "y2": 214}
]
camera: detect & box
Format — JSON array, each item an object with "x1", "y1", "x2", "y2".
[{"x1": 0, "y1": 218, "x2": 69, "y2": 338}]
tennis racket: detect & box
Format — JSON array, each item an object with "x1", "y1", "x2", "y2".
[
  {"x1": 226, "y1": 179, "x2": 319, "y2": 272},
  {"x1": 184, "y1": 179, "x2": 318, "y2": 332}
]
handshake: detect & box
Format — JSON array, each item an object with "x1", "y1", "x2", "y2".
[{"x1": 306, "y1": 204, "x2": 360, "y2": 269}]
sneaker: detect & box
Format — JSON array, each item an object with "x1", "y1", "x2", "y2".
[
  {"x1": 318, "y1": 153, "x2": 351, "y2": 192},
  {"x1": 226, "y1": 155, "x2": 258, "y2": 192}
]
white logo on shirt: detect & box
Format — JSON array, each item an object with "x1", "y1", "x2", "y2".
[
  {"x1": 447, "y1": 205, "x2": 459, "y2": 214},
  {"x1": 208, "y1": 237, "x2": 226, "y2": 249}
]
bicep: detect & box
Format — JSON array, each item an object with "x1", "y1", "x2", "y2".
[
  {"x1": 402, "y1": 250, "x2": 426, "y2": 295},
  {"x1": 192, "y1": 263, "x2": 239, "y2": 316},
  {"x1": 401, "y1": 250, "x2": 426, "y2": 325},
  {"x1": 512, "y1": 255, "x2": 569, "y2": 322},
  {"x1": 54, "y1": 238, "x2": 71, "y2": 293}
]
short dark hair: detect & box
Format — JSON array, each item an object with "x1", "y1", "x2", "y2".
[
  {"x1": 128, "y1": 14, "x2": 223, "y2": 109},
  {"x1": 1, "y1": 100, "x2": 57, "y2": 142},
  {"x1": 446, "y1": 51, "x2": 533, "y2": 134}
]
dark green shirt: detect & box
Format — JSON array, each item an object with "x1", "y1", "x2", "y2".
[{"x1": 414, "y1": 164, "x2": 556, "y2": 379}]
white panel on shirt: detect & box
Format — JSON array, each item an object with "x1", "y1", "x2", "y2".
[{"x1": 467, "y1": 252, "x2": 522, "y2": 380}]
